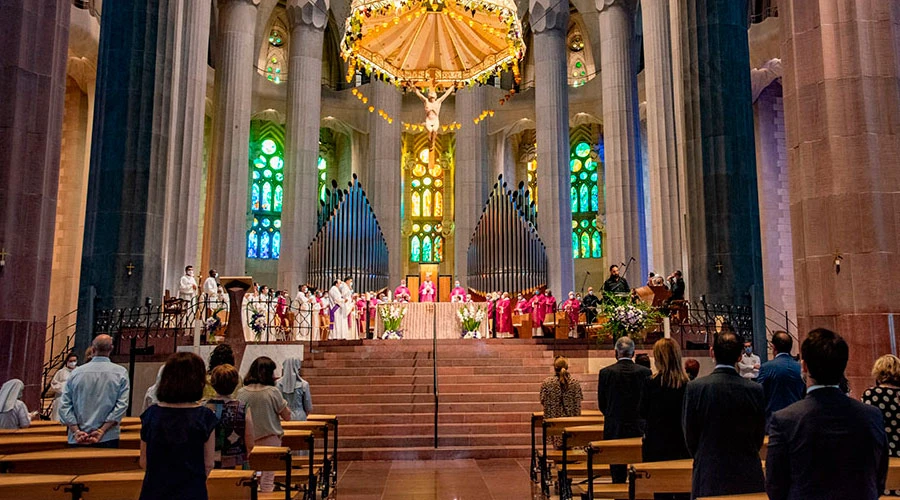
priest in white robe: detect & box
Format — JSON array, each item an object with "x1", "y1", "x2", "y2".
[
  {"x1": 329, "y1": 280, "x2": 350, "y2": 340},
  {"x1": 340, "y1": 277, "x2": 356, "y2": 339},
  {"x1": 178, "y1": 266, "x2": 198, "y2": 302}
]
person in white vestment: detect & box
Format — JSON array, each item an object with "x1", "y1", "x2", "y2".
[
  {"x1": 328, "y1": 281, "x2": 350, "y2": 340},
  {"x1": 202, "y1": 269, "x2": 218, "y2": 303},
  {"x1": 340, "y1": 278, "x2": 356, "y2": 339},
  {"x1": 49, "y1": 352, "x2": 78, "y2": 421},
  {"x1": 242, "y1": 285, "x2": 260, "y2": 341},
  {"x1": 178, "y1": 266, "x2": 198, "y2": 302}
]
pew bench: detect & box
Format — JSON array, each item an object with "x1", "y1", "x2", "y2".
[
  {"x1": 0, "y1": 448, "x2": 140, "y2": 475},
  {"x1": 281, "y1": 421, "x2": 331, "y2": 497},
  {"x1": 556, "y1": 424, "x2": 606, "y2": 500},
  {"x1": 567, "y1": 438, "x2": 644, "y2": 500},
  {"x1": 0, "y1": 434, "x2": 69, "y2": 454},
  {"x1": 249, "y1": 437, "x2": 317, "y2": 500},
  {"x1": 530, "y1": 410, "x2": 603, "y2": 481},
  {"x1": 0, "y1": 473, "x2": 76, "y2": 500},
  {"x1": 306, "y1": 414, "x2": 338, "y2": 487}
]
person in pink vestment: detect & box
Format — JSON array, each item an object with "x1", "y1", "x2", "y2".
[
  {"x1": 515, "y1": 294, "x2": 532, "y2": 315},
  {"x1": 542, "y1": 290, "x2": 557, "y2": 321},
  {"x1": 394, "y1": 279, "x2": 411, "y2": 302},
  {"x1": 449, "y1": 281, "x2": 466, "y2": 303},
  {"x1": 561, "y1": 291, "x2": 581, "y2": 337},
  {"x1": 496, "y1": 292, "x2": 513, "y2": 337},
  {"x1": 419, "y1": 274, "x2": 436, "y2": 302},
  {"x1": 355, "y1": 294, "x2": 368, "y2": 336},
  {"x1": 530, "y1": 292, "x2": 546, "y2": 335}
]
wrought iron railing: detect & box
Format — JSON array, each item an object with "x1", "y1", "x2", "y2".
[
  {"x1": 666, "y1": 301, "x2": 755, "y2": 350},
  {"x1": 40, "y1": 310, "x2": 78, "y2": 418}
]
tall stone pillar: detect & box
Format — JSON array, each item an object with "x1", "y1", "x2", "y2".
[
  {"x1": 687, "y1": 0, "x2": 765, "y2": 351},
  {"x1": 782, "y1": 0, "x2": 900, "y2": 387},
  {"x1": 0, "y1": 0, "x2": 70, "y2": 406},
  {"x1": 76, "y1": 0, "x2": 176, "y2": 355},
  {"x1": 529, "y1": 0, "x2": 575, "y2": 296},
  {"x1": 278, "y1": 0, "x2": 328, "y2": 290},
  {"x1": 366, "y1": 81, "x2": 402, "y2": 286},
  {"x1": 641, "y1": 0, "x2": 683, "y2": 276},
  {"x1": 598, "y1": 0, "x2": 645, "y2": 282},
  {"x1": 162, "y1": 0, "x2": 212, "y2": 288},
  {"x1": 454, "y1": 87, "x2": 490, "y2": 285},
  {"x1": 203, "y1": 0, "x2": 259, "y2": 276}
]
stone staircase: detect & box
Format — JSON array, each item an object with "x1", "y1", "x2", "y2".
[{"x1": 302, "y1": 339, "x2": 599, "y2": 460}]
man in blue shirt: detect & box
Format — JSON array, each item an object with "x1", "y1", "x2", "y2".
[
  {"x1": 59, "y1": 334, "x2": 129, "y2": 447},
  {"x1": 756, "y1": 331, "x2": 805, "y2": 429}
]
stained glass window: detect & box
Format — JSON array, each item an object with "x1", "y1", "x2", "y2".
[
  {"x1": 247, "y1": 121, "x2": 285, "y2": 259},
  {"x1": 317, "y1": 156, "x2": 328, "y2": 202},
  {"x1": 263, "y1": 29, "x2": 286, "y2": 84},
  {"x1": 408, "y1": 146, "x2": 445, "y2": 263},
  {"x1": 527, "y1": 158, "x2": 538, "y2": 210},
  {"x1": 571, "y1": 139, "x2": 602, "y2": 259}
]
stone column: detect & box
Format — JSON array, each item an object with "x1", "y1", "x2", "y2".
[
  {"x1": 454, "y1": 87, "x2": 490, "y2": 285},
  {"x1": 0, "y1": 0, "x2": 69, "y2": 406},
  {"x1": 203, "y1": 0, "x2": 259, "y2": 276},
  {"x1": 641, "y1": 0, "x2": 683, "y2": 276},
  {"x1": 278, "y1": 0, "x2": 328, "y2": 290},
  {"x1": 162, "y1": 0, "x2": 211, "y2": 288},
  {"x1": 688, "y1": 0, "x2": 765, "y2": 351},
  {"x1": 366, "y1": 81, "x2": 403, "y2": 286},
  {"x1": 782, "y1": 0, "x2": 900, "y2": 388},
  {"x1": 76, "y1": 0, "x2": 176, "y2": 354},
  {"x1": 598, "y1": 0, "x2": 645, "y2": 281},
  {"x1": 529, "y1": 0, "x2": 575, "y2": 296}
]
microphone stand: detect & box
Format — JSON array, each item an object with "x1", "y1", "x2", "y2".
[
  {"x1": 580, "y1": 272, "x2": 590, "y2": 294},
  {"x1": 620, "y1": 256, "x2": 635, "y2": 281}
]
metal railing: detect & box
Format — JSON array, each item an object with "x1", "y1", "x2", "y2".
[
  {"x1": 40, "y1": 310, "x2": 78, "y2": 418},
  {"x1": 666, "y1": 301, "x2": 755, "y2": 350}
]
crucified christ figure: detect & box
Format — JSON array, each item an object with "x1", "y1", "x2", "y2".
[{"x1": 413, "y1": 84, "x2": 454, "y2": 148}]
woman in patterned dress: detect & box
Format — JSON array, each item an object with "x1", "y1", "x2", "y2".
[
  {"x1": 539, "y1": 356, "x2": 583, "y2": 447},
  {"x1": 862, "y1": 354, "x2": 900, "y2": 496}
]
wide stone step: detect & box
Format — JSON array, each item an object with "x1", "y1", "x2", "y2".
[
  {"x1": 337, "y1": 433, "x2": 529, "y2": 448},
  {"x1": 310, "y1": 381, "x2": 597, "y2": 395},
  {"x1": 315, "y1": 391, "x2": 544, "y2": 405},
  {"x1": 304, "y1": 357, "x2": 556, "y2": 368},
  {"x1": 338, "y1": 421, "x2": 530, "y2": 437},
  {"x1": 305, "y1": 373, "x2": 590, "y2": 385},
  {"x1": 303, "y1": 365, "x2": 552, "y2": 377},
  {"x1": 312, "y1": 401, "x2": 543, "y2": 414},
  {"x1": 337, "y1": 445, "x2": 531, "y2": 461},
  {"x1": 309, "y1": 349, "x2": 555, "y2": 360}
]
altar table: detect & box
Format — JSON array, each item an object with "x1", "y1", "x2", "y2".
[{"x1": 374, "y1": 302, "x2": 490, "y2": 339}]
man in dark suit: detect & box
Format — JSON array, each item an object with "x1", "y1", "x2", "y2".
[
  {"x1": 682, "y1": 331, "x2": 765, "y2": 498},
  {"x1": 766, "y1": 328, "x2": 888, "y2": 500},
  {"x1": 756, "y1": 331, "x2": 805, "y2": 429},
  {"x1": 598, "y1": 336, "x2": 651, "y2": 483}
]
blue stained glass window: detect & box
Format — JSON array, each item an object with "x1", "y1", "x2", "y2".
[
  {"x1": 247, "y1": 121, "x2": 285, "y2": 259},
  {"x1": 248, "y1": 231, "x2": 258, "y2": 258},
  {"x1": 571, "y1": 133, "x2": 602, "y2": 259},
  {"x1": 411, "y1": 236, "x2": 421, "y2": 262},
  {"x1": 260, "y1": 232, "x2": 270, "y2": 259},
  {"x1": 272, "y1": 232, "x2": 281, "y2": 259}
]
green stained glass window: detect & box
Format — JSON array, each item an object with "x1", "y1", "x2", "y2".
[
  {"x1": 408, "y1": 147, "x2": 445, "y2": 263},
  {"x1": 247, "y1": 121, "x2": 285, "y2": 259},
  {"x1": 570, "y1": 137, "x2": 602, "y2": 259}
]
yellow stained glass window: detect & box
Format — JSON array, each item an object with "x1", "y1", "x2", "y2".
[
  {"x1": 423, "y1": 189, "x2": 433, "y2": 217},
  {"x1": 412, "y1": 192, "x2": 421, "y2": 217},
  {"x1": 434, "y1": 192, "x2": 443, "y2": 217},
  {"x1": 412, "y1": 163, "x2": 427, "y2": 177}
]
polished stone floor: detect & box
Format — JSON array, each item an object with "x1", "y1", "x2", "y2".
[{"x1": 332, "y1": 458, "x2": 542, "y2": 500}]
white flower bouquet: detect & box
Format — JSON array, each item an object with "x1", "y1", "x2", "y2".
[
  {"x1": 457, "y1": 303, "x2": 486, "y2": 338},
  {"x1": 379, "y1": 303, "x2": 407, "y2": 339},
  {"x1": 599, "y1": 293, "x2": 662, "y2": 342}
]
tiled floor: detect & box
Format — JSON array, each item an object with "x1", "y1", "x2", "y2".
[{"x1": 332, "y1": 459, "x2": 542, "y2": 500}]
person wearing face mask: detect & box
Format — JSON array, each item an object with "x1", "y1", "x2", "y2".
[
  {"x1": 49, "y1": 352, "x2": 79, "y2": 421},
  {"x1": 179, "y1": 265, "x2": 198, "y2": 302},
  {"x1": 561, "y1": 292, "x2": 581, "y2": 338},
  {"x1": 737, "y1": 341, "x2": 761, "y2": 380},
  {"x1": 581, "y1": 287, "x2": 600, "y2": 324}
]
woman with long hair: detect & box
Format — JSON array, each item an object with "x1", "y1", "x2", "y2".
[
  {"x1": 236, "y1": 356, "x2": 291, "y2": 493},
  {"x1": 539, "y1": 356, "x2": 583, "y2": 446},
  {"x1": 640, "y1": 338, "x2": 690, "y2": 500}
]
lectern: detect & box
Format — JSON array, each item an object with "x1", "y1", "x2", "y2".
[{"x1": 220, "y1": 276, "x2": 253, "y2": 367}]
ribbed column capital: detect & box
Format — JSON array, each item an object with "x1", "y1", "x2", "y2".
[
  {"x1": 529, "y1": 0, "x2": 569, "y2": 33},
  {"x1": 217, "y1": 0, "x2": 260, "y2": 8},
  {"x1": 596, "y1": 0, "x2": 635, "y2": 14},
  {"x1": 287, "y1": 0, "x2": 329, "y2": 30}
]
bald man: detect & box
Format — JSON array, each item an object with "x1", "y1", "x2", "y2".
[{"x1": 58, "y1": 335, "x2": 130, "y2": 447}]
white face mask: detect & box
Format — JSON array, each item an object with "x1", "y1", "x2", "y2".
[
  {"x1": 67, "y1": 361, "x2": 77, "y2": 369},
  {"x1": 187, "y1": 270, "x2": 194, "y2": 276}
]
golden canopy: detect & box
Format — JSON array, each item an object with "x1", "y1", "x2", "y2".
[{"x1": 341, "y1": 0, "x2": 525, "y2": 89}]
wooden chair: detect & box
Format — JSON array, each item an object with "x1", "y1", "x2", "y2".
[
  {"x1": 556, "y1": 424, "x2": 605, "y2": 500},
  {"x1": 539, "y1": 416, "x2": 604, "y2": 496},
  {"x1": 0, "y1": 448, "x2": 140, "y2": 475},
  {"x1": 0, "y1": 474, "x2": 76, "y2": 500},
  {"x1": 530, "y1": 411, "x2": 603, "y2": 482},
  {"x1": 278, "y1": 429, "x2": 318, "y2": 499},
  {"x1": 306, "y1": 414, "x2": 339, "y2": 488}
]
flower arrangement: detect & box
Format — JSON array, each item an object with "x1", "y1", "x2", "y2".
[
  {"x1": 250, "y1": 312, "x2": 266, "y2": 341},
  {"x1": 379, "y1": 303, "x2": 407, "y2": 340},
  {"x1": 598, "y1": 293, "x2": 662, "y2": 342},
  {"x1": 457, "y1": 303, "x2": 486, "y2": 339},
  {"x1": 204, "y1": 309, "x2": 223, "y2": 343}
]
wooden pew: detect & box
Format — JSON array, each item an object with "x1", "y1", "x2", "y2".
[
  {"x1": 531, "y1": 410, "x2": 603, "y2": 482},
  {"x1": 539, "y1": 416, "x2": 604, "y2": 496},
  {"x1": 282, "y1": 421, "x2": 331, "y2": 497},
  {"x1": 0, "y1": 474, "x2": 76, "y2": 500},
  {"x1": 575, "y1": 438, "x2": 643, "y2": 500},
  {"x1": 71, "y1": 469, "x2": 262, "y2": 500},
  {"x1": 0, "y1": 434, "x2": 68, "y2": 454},
  {"x1": 557, "y1": 424, "x2": 606, "y2": 500},
  {"x1": 0, "y1": 425, "x2": 68, "y2": 436},
  {"x1": 629, "y1": 458, "x2": 694, "y2": 499},
  {"x1": 307, "y1": 414, "x2": 338, "y2": 488},
  {"x1": 0, "y1": 449, "x2": 140, "y2": 475},
  {"x1": 249, "y1": 443, "x2": 317, "y2": 500}
]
